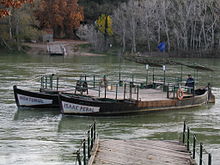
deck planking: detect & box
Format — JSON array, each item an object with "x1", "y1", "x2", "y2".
[
  {"x1": 79, "y1": 87, "x2": 170, "y2": 101},
  {"x1": 92, "y1": 139, "x2": 192, "y2": 165}
]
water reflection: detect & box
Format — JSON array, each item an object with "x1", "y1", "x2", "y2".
[{"x1": 13, "y1": 108, "x2": 60, "y2": 121}]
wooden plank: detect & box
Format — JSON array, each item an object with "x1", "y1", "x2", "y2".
[{"x1": 92, "y1": 140, "x2": 192, "y2": 165}]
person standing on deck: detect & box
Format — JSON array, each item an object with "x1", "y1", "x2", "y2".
[{"x1": 185, "y1": 74, "x2": 195, "y2": 92}]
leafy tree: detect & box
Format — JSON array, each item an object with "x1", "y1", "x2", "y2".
[
  {"x1": 0, "y1": 0, "x2": 33, "y2": 17},
  {"x1": 35, "y1": 0, "x2": 84, "y2": 38},
  {"x1": 96, "y1": 14, "x2": 113, "y2": 36}
]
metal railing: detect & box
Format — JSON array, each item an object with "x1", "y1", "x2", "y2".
[
  {"x1": 73, "y1": 121, "x2": 97, "y2": 165},
  {"x1": 182, "y1": 121, "x2": 212, "y2": 165}
]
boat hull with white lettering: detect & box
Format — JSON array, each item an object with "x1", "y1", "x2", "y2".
[
  {"x1": 13, "y1": 85, "x2": 59, "y2": 108},
  {"x1": 59, "y1": 88, "x2": 211, "y2": 115}
]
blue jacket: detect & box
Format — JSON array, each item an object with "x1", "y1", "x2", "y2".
[{"x1": 185, "y1": 77, "x2": 194, "y2": 88}]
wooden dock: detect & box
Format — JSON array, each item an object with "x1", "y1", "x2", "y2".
[
  {"x1": 90, "y1": 139, "x2": 193, "y2": 165},
  {"x1": 47, "y1": 44, "x2": 66, "y2": 55}
]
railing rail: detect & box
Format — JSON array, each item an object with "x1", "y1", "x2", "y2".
[
  {"x1": 182, "y1": 121, "x2": 212, "y2": 165},
  {"x1": 73, "y1": 121, "x2": 97, "y2": 165}
]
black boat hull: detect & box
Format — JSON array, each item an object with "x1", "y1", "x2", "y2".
[
  {"x1": 13, "y1": 85, "x2": 59, "y2": 108},
  {"x1": 59, "y1": 89, "x2": 209, "y2": 115}
]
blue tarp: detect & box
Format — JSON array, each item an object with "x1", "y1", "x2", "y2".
[{"x1": 157, "y1": 42, "x2": 166, "y2": 52}]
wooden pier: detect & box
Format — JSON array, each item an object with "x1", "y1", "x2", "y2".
[
  {"x1": 47, "y1": 44, "x2": 66, "y2": 55},
  {"x1": 73, "y1": 122, "x2": 212, "y2": 165},
  {"x1": 90, "y1": 139, "x2": 192, "y2": 165}
]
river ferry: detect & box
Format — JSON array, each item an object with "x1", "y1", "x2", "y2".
[
  {"x1": 13, "y1": 74, "x2": 60, "y2": 108},
  {"x1": 59, "y1": 73, "x2": 215, "y2": 115}
]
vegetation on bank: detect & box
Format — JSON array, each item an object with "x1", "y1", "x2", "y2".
[{"x1": 1, "y1": 0, "x2": 220, "y2": 58}]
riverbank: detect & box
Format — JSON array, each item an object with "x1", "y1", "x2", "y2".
[{"x1": 25, "y1": 40, "x2": 105, "y2": 56}]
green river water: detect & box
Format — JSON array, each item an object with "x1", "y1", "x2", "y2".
[{"x1": 0, "y1": 52, "x2": 220, "y2": 165}]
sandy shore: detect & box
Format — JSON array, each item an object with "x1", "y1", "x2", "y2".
[{"x1": 25, "y1": 40, "x2": 105, "y2": 56}]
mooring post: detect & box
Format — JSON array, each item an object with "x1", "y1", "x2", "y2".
[
  {"x1": 104, "y1": 84, "x2": 107, "y2": 98},
  {"x1": 93, "y1": 122, "x2": 96, "y2": 141},
  {"x1": 187, "y1": 127, "x2": 190, "y2": 151},
  {"x1": 88, "y1": 130, "x2": 90, "y2": 158},
  {"x1": 137, "y1": 85, "x2": 139, "y2": 100},
  {"x1": 183, "y1": 121, "x2": 186, "y2": 144},
  {"x1": 129, "y1": 82, "x2": 132, "y2": 100},
  {"x1": 167, "y1": 84, "x2": 169, "y2": 98},
  {"x1": 83, "y1": 139, "x2": 86, "y2": 165},
  {"x1": 193, "y1": 134, "x2": 196, "y2": 159},
  {"x1": 56, "y1": 77, "x2": 59, "y2": 90},
  {"x1": 91, "y1": 125, "x2": 94, "y2": 149},
  {"x1": 116, "y1": 84, "x2": 118, "y2": 100},
  {"x1": 208, "y1": 153, "x2": 212, "y2": 165},
  {"x1": 200, "y1": 143, "x2": 203, "y2": 165},
  {"x1": 124, "y1": 84, "x2": 126, "y2": 99},
  {"x1": 153, "y1": 67, "x2": 155, "y2": 84},
  {"x1": 77, "y1": 151, "x2": 81, "y2": 165},
  {"x1": 93, "y1": 75, "x2": 95, "y2": 88},
  {"x1": 98, "y1": 84, "x2": 100, "y2": 97}
]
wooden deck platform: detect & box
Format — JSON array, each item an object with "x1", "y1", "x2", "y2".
[
  {"x1": 91, "y1": 139, "x2": 193, "y2": 165},
  {"x1": 47, "y1": 44, "x2": 66, "y2": 55},
  {"x1": 80, "y1": 87, "x2": 170, "y2": 101}
]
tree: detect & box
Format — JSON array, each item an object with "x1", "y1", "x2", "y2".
[
  {"x1": 35, "y1": 0, "x2": 84, "y2": 38},
  {"x1": 0, "y1": 0, "x2": 33, "y2": 17},
  {"x1": 0, "y1": 0, "x2": 41, "y2": 51}
]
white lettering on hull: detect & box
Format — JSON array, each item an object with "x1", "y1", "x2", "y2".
[
  {"x1": 17, "y1": 94, "x2": 53, "y2": 106},
  {"x1": 62, "y1": 101, "x2": 100, "y2": 113}
]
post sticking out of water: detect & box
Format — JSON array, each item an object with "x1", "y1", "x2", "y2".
[
  {"x1": 98, "y1": 85, "x2": 100, "y2": 97},
  {"x1": 104, "y1": 84, "x2": 107, "y2": 98},
  {"x1": 137, "y1": 85, "x2": 139, "y2": 100},
  {"x1": 124, "y1": 84, "x2": 126, "y2": 99},
  {"x1": 153, "y1": 67, "x2": 155, "y2": 84},
  {"x1": 116, "y1": 84, "x2": 118, "y2": 100},
  {"x1": 93, "y1": 75, "x2": 95, "y2": 88},
  {"x1": 183, "y1": 121, "x2": 186, "y2": 144},
  {"x1": 129, "y1": 83, "x2": 132, "y2": 100},
  {"x1": 56, "y1": 77, "x2": 59, "y2": 90},
  {"x1": 200, "y1": 143, "x2": 203, "y2": 165}
]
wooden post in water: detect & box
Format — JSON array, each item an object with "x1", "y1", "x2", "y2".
[
  {"x1": 98, "y1": 85, "x2": 100, "y2": 97},
  {"x1": 200, "y1": 143, "x2": 203, "y2": 165},
  {"x1": 129, "y1": 83, "x2": 132, "y2": 100},
  {"x1": 56, "y1": 77, "x2": 59, "y2": 90},
  {"x1": 153, "y1": 67, "x2": 155, "y2": 84},
  {"x1": 193, "y1": 134, "x2": 196, "y2": 159},
  {"x1": 137, "y1": 85, "x2": 139, "y2": 100},
  {"x1": 187, "y1": 127, "x2": 190, "y2": 151},
  {"x1": 88, "y1": 130, "x2": 90, "y2": 158},
  {"x1": 104, "y1": 84, "x2": 107, "y2": 98},
  {"x1": 77, "y1": 151, "x2": 81, "y2": 165},
  {"x1": 93, "y1": 75, "x2": 95, "y2": 88},
  {"x1": 208, "y1": 153, "x2": 212, "y2": 165},
  {"x1": 83, "y1": 139, "x2": 86, "y2": 165},
  {"x1": 183, "y1": 121, "x2": 186, "y2": 144},
  {"x1": 116, "y1": 84, "x2": 118, "y2": 100},
  {"x1": 124, "y1": 84, "x2": 126, "y2": 99}
]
